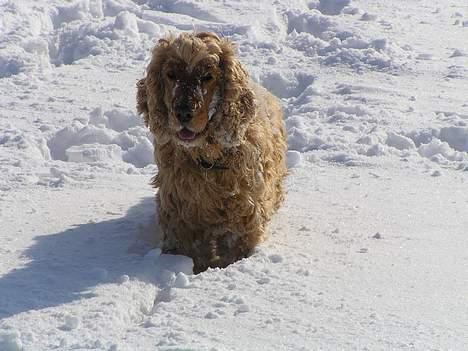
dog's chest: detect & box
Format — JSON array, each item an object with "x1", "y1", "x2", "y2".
[
  {"x1": 172, "y1": 165, "x2": 240, "y2": 202},
  {"x1": 155, "y1": 144, "x2": 261, "y2": 223}
]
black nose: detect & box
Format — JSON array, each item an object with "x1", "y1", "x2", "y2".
[{"x1": 176, "y1": 106, "x2": 193, "y2": 124}]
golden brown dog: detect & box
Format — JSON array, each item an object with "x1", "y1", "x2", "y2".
[{"x1": 136, "y1": 32, "x2": 287, "y2": 273}]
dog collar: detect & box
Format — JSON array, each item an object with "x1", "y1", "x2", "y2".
[{"x1": 197, "y1": 157, "x2": 229, "y2": 170}]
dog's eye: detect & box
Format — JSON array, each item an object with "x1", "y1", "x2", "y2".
[
  {"x1": 166, "y1": 71, "x2": 176, "y2": 81},
  {"x1": 201, "y1": 74, "x2": 213, "y2": 83}
]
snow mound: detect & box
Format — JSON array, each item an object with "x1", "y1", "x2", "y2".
[
  {"x1": 0, "y1": 0, "x2": 163, "y2": 75},
  {"x1": 149, "y1": 0, "x2": 222, "y2": 23},
  {"x1": 259, "y1": 71, "x2": 315, "y2": 98},
  {"x1": 327, "y1": 103, "x2": 370, "y2": 117},
  {"x1": 0, "y1": 129, "x2": 51, "y2": 161},
  {"x1": 48, "y1": 122, "x2": 117, "y2": 161},
  {"x1": 47, "y1": 108, "x2": 153, "y2": 167},
  {"x1": 285, "y1": 8, "x2": 404, "y2": 70},
  {"x1": 0, "y1": 54, "x2": 26, "y2": 79},
  {"x1": 285, "y1": 99, "x2": 374, "y2": 155},
  {"x1": 60, "y1": 314, "x2": 81, "y2": 331},
  {"x1": 386, "y1": 132, "x2": 416, "y2": 151},
  {"x1": 51, "y1": 10, "x2": 160, "y2": 66},
  {"x1": 404, "y1": 126, "x2": 468, "y2": 166},
  {"x1": 52, "y1": 0, "x2": 105, "y2": 28},
  {"x1": 0, "y1": 3, "x2": 53, "y2": 77},
  {"x1": 439, "y1": 126, "x2": 468, "y2": 152},
  {"x1": 122, "y1": 137, "x2": 154, "y2": 168},
  {"x1": 417, "y1": 139, "x2": 466, "y2": 163},
  {"x1": 285, "y1": 100, "x2": 468, "y2": 169},
  {"x1": 312, "y1": 0, "x2": 352, "y2": 16},
  {"x1": 286, "y1": 9, "x2": 335, "y2": 36},
  {"x1": 89, "y1": 107, "x2": 142, "y2": 132},
  {"x1": 0, "y1": 331, "x2": 23, "y2": 351},
  {"x1": 140, "y1": 248, "x2": 193, "y2": 289},
  {"x1": 286, "y1": 150, "x2": 302, "y2": 168},
  {"x1": 66, "y1": 144, "x2": 123, "y2": 163},
  {"x1": 450, "y1": 49, "x2": 466, "y2": 58}
]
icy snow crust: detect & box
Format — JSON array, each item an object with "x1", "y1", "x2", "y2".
[{"x1": 1, "y1": 0, "x2": 467, "y2": 350}]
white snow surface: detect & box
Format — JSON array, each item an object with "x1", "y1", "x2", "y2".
[{"x1": 1, "y1": 0, "x2": 467, "y2": 349}]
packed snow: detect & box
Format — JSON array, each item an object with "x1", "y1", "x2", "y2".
[{"x1": 1, "y1": 0, "x2": 467, "y2": 350}]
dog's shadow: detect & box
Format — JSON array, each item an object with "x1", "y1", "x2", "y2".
[{"x1": 0, "y1": 197, "x2": 189, "y2": 320}]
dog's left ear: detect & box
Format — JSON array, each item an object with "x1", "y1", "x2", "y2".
[
  {"x1": 136, "y1": 78, "x2": 149, "y2": 127},
  {"x1": 217, "y1": 39, "x2": 255, "y2": 144},
  {"x1": 219, "y1": 39, "x2": 252, "y2": 103}
]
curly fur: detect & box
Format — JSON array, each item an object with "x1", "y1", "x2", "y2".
[{"x1": 137, "y1": 32, "x2": 287, "y2": 273}]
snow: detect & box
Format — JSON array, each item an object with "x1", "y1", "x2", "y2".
[
  {"x1": 1, "y1": 0, "x2": 468, "y2": 349},
  {"x1": 61, "y1": 315, "x2": 81, "y2": 331},
  {"x1": 47, "y1": 107, "x2": 153, "y2": 167},
  {"x1": 286, "y1": 150, "x2": 302, "y2": 168},
  {"x1": 0, "y1": 331, "x2": 23, "y2": 351}
]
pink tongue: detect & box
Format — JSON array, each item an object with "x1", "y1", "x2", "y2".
[{"x1": 178, "y1": 128, "x2": 197, "y2": 140}]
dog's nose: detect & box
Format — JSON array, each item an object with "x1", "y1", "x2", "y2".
[{"x1": 176, "y1": 106, "x2": 193, "y2": 124}]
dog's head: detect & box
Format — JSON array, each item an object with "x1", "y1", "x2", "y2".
[{"x1": 137, "y1": 32, "x2": 254, "y2": 149}]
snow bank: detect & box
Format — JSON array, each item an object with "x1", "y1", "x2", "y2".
[
  {"x1": 317, "y1": 0, "x2": 351, "y2": 16},
  {"x1": 284, "y1": 8, "x2": 404, "y2": 70},
  {"x1": 439, "y1": 126, "x2": 468, "y2": 152},
  {"x1": 53, "y1": 0, "x2": 104, "y2": 28},
  {"x1": 66, "y1": 144, "x2": 123, "y2": 163},
  {"x1": 286, "y1": 150, "x2": 302, "y2": 168},
  {"x1": 0, "y1": 331, "x2": 23, "y2": 351},
  {"x1": 285, "y1": 99, "x2": 468, "y2": 168},
  {"x1": 0, "y1": 3, "x2": 53, "y2": 77},
  {"x1": 47, "y1": 108, "x2": 153, "y2": 168},
  {"x1": 418, "y1": 139, "x2": 466, "y2": 163},
  {"x1": 259, "y1": 71, "x2": 315, "y2": 98},
  {"x1": 0, "y1": 0, "x2": 163, "y2": 76},
  {"x1": 0, "y1": 0, "x2": 408, "y2": 77},
  {"x1": 51, "y1": 10, "x2": 159, "y2": 66},
  {"x1": 386, "y1": 132, "x2": 416, "y2": 151},
  {"x1": 0, "y1": 129, "x2": 51, "y2": 162},
  {"x1": 89, "y1": 107, "x2": 141, "y2": 132},
  {"x1": 403, "y1": 125, "x2": 468, "y2": 165}
]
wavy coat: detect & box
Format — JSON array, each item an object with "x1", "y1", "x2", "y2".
[{"x1": 137, "y1": 32, "x2": 287, "y2": 273}]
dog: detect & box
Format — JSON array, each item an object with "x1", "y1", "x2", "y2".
[{"x1": 136, "y1": 32, "x2": 287, "y2": 273}]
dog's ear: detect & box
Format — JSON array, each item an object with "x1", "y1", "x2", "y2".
[
  {"x1": 216, "y1": 39, "x2": 255, "y2": 144},
  {"x1": 219, "y1": 39, "x2": 252, "y2": 103},
  {"x1": 136, "y1": 78, "x2": 149, "y2": 127},
  {"x1": 138, "y1": 38, "x2": 172, "y2": 135}
]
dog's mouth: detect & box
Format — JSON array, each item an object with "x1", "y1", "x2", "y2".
[{"x1": 177, "y1": 128, "x2": 198, "y2": 141}]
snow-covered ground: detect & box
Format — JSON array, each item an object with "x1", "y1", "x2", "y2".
[{"x1": 1, "y1": 0, "x2": 467, "y2": 349}]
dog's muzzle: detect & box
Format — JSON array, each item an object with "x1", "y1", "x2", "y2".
[
  {"x1": 175, "y1": 104, "x2": 193, "y2": 125},
  {"x1": 173, "y1": 82, "x2": 204, "y2": 126}
]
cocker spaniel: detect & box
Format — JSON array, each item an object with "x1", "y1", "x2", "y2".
[{"x1": 136, "y1": 32, "x2": 287, "y2": 273}]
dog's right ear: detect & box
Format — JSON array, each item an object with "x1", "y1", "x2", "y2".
[{"x1": 136, "y1": 78, "x2": 150, "y2": 127}]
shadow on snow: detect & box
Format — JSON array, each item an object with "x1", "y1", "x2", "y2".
[{"x1": 0, "y1": 197, "x2": 165, "y2": 320}]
